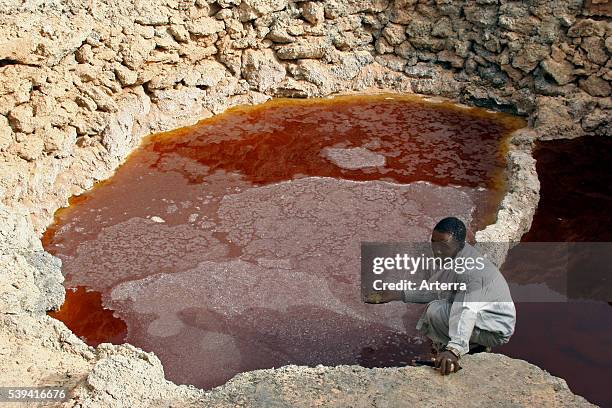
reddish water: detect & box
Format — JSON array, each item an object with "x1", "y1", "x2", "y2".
[
  {"x1": 44, "y1": 94, "x2": 524, "y2": 389},
  {"x1": 48, "y1": 286, "x2": 127, "y2": 346},
  {"x1": 499, "y1": 136, "x2": 612, "y2": 407}
]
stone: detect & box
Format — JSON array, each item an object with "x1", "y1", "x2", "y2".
[
  {"x1": 324, "y1": 0, "x2": 389, "y2": 20},
  {"x1": 276, "y1": 37, "x2": 330, "y2": 59},
  {"x1": 119, "y1": 35, "x2": 157, "y2": 70},
  {"x1": 168, "y1": 25, "x2": 190, "y2": 43},
  {"x1": 566, "y1": 92, "x2": 599, "y2": 120},
  {"x1": 534, "y1": 74, "x2": 576, "y2": 97},
  {"x1": 17, "y1": 136, "x2": 45, "y2": 161},
  {"x1": 288, "y1": 59, "x2": 338, "y2": 94},
  {"x1": 550, "y1": 45, "x2": 567, "y2": 62},
  {"x1": 404, "y1": 16, "x2": 432, "y2": 37},
  {"x1": 464, "y1": 4, "x2": 498, "y2": 26},
  {"x1": 437, "y1": 50, "x2": 464, "y2": 68},
  {"x1": 134, "y1": 11, "x2": 169, "y2": 26},
  {"x1": 79, "y1": 85, "x2": 118, "y2": 112},
  {"x1": 454, "y1": 41, "x2": 471, "y2": 58},
  {"x1": 498, "y1": 2, "x2": 539, "y2": 35},
  {"x1": 431, "y1": 17, "x2": 453, "y2": 38},
  {"x1": 538, "y1": 16, "x2": 561, "y2": 44},
  {"x1": 78, "y1": 344, "x2": 199, "y2": 407},
  {"x1": 185, "y1": 17, "x2": 225, "y2": 36},
  {"x1": 75, "y1": 44, "x2": 95, "y2": 64},
  {"x1": 582, "y1": 108, "x2": 611, "y2": 134},
  {"x1": 218, "y1": 0, "x2": 240, "y2": 7},
  {"x1": 602, "y1": 62, "x2": 612, "y2": 82},
  {"x1": 540, "y1": 58, "x2": 575, "y2": 85},
  {"x1": 179, "y1": 43, "x2": 218, "y2": 63},
  {"x1": 395, "y1": 41, "x2": 417, "y2": 62},
  {"x1": 568, "y1": 19, "x2": 607, "y2": 38},
  {"x1": 241, "y1": 48, "x2": 286, "y2": 92},
  {"x1": 512, "y1": 43, "x2": 550, "y2": 73},
  {"x1": 238, "y1": 0, "x2": 289, "y2": 22},
  {"x1": 224, "y1": 18, "x2": 244, "y2": 39},
  {"x1": 196, "y1": 354, "x2": 594, "y2": 407},
  {"x1": 374, "y1": 54, "x2": 407, "y2": 72},
  {"x1": 75, "y1": 95, "x2": 98, "y2": 112},
  {"x1": 275, "y1": 77, "x2": 317, "y2": 97},
  {"x1": 286, "y1": 23, "x2": 305, "y2": 37},
  {"x1": 45, "y1": 16, "x2": 94, "y2": 67},
  {"x1": 8, "y1": 104, "x2": 35, "y2": 134},
  {"x1": 0, "y1": 115, "x2": 14, "y2": 151},
  {"x1": 40, "y1": 126, "x2": 77, "y2": 157},
  {"x1": 330, "y1": 50, "x2": 373, "y2": 78},
  {"x1": 114, "y1": 64, "x2": 139, "y2": 86},
  {"x1": 484, "y1": 37, "x2": 501, "y2": 53},
  {"x1": 375, "y1": 37, "x2": 394, "y2": 54},
  {"x1": 154, "y1": 32, "x2": 181, "y2": 51},
  {"x1": 182, "y1": 59, "x2": 227, "y2": 89},
  {"x1": 534, "y1": 96, "x2": 584, "y2": 139},
  {"x1": 193, "y1": 60, "x2": 227, "y2": 87},
  {"x1": 301, "y1": 2, "x2": 324, "y2": 25},
  {"x1": 580, "y1": 36, "x2": 609, "y2": 65},
  {"x1": 404, "y1": 62, "x2": 438, "y2": 78},
  {"x1": 137, "y1": 25, "x2": 156, "y2": 39},
  {"x1": 388, "y1": 0, "x2": 418, "y2": 24},
  {"x1": 73, "y1": 64, "x2": 100, "y2": 83},
  {"x1": 478, "y1": 65, "x2": 509, "y2": 88},
  {"x1": 409, "y1": 37, "x2": 445, "y2": 52},
  {"x1": 500, "y1": 63, "x2": 524, "y2": 82},
  {"x1": 382, "y1": 23, "x2": 406, "y2": 46},
  {"x1": 145, "y1": 65, "x2": 182, "y2": 90},
  {"x1": 149, "y1": 48, "x2": 183, "y2": 65},
  {"x1": 331, "y1": 29, "x2": 373, "y2": 51},
  {"x1": 579, "y1": 75, "x2": 611, "y2": 97},
  {"x1": 267, "y1": 26, "x2": 297, "y2": 43}
]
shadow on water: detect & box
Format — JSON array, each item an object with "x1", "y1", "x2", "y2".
[{"x1": 499, "y1": 136, "x2": 612, "y2": 407}]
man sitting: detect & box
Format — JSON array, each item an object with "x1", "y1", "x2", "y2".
[{"x1": 367, "y1": 217, "x2": 516, "y2": 375}]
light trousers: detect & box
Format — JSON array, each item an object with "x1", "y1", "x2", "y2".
[{"x1": 416, "y1": 299, "x2": 510, "y2": 352}]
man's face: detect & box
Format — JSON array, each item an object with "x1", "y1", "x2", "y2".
[{"x1": 431, "y1": 230, "x2": 460, "y2": 259}]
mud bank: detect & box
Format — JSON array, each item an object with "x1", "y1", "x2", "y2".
[{"x1": 0, "y1": 0, "x2": 609, "y2": 406}]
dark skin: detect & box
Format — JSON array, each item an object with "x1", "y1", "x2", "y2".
[
  {"x1": 365, "y1": 230, "x2": 464, "y2": 375},
  {"x1": 430, "y1": 230, "x2": 463, "y2": 259}
]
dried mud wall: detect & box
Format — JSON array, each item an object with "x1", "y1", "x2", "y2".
[{"x1": 0, "y1": 0, "x2": 609, "y2": 406}]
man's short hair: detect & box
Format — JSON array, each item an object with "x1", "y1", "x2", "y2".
[{"x1": 433, "y1": 217, "x2": 467, "y2": 243}]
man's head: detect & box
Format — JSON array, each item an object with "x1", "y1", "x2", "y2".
[{"x1": 431, "y1": 217, "x2": 466, "y2": 259}]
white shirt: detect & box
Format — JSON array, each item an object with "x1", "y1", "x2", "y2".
[{"x1": 402, "y1": 242, "x2": 516, "y2": 356}]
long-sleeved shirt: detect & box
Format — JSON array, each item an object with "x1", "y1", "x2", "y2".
[{"x1": 402, "y1": 242, "x2": 516, "y2": 356}]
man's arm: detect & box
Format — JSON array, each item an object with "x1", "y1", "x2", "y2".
[
  {"x1": 364, "y1": 265, "x2": 442, "y2": 304},
  {"x1": 402, "y1": 267, "x2": 443, "y2": 304},
  {"x1": 364, "y1": 287, "x2": 438, "y2": 304},
  {"x1": 402, "y1": 285, "x2": 438, "y2": 304}
]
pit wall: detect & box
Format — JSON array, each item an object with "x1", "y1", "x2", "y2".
[{"x1": 0, "y1": 0, "x2": 609, "y2": 406}]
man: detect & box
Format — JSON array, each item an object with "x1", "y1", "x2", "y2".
[{"x1": 366, "y1": 217, "x2": 516, "y2": 375}]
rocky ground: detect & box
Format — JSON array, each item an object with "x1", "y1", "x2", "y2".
[{"x1": 0, "y1": 0, "x2": 609, "y2": 406}]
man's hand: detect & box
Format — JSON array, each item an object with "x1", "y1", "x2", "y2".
[
  {"x1": 434, "y1": 350, "x2": 460, "y2": 375},
  {"x1": 364, "y1": 291, "x2": 403, "y2": 304}
]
